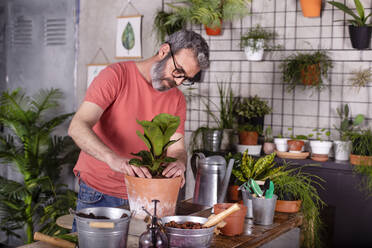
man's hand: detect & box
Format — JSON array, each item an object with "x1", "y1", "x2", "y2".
[
  {"x1": 162, "y1": 160, "x2": 186, "y2": 187},
  {"x1": 109, "y1": 157, "x2": 152, "y2": 178}
]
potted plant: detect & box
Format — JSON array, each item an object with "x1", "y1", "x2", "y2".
[
  {"x1": 153, "y1": 10, "x2": 186, "y2": 44},
  {"x1": 127, "y1": 113, "x2": 183, "y2": 219},
  {"x1": 240, "y1": 25, "x2": 279, "y2": 61},
  {"x1": 167, "y1": 0, "x2": 251, "y2": 35},
  {"x1": 191, "y1": 83, "x2": 237, "y2": 152},
  {"x1": 309, "y1": 128, "x2": 333, "y2": 162},
  {"x1": 349, "y1": 67, "x2": 372, "y2": 92},
  {"x1": 237, "y1": 123, "x2": 261, "y2": 145},
  {"x1": 300, "y1": 0, "x2": 322, "y2": 17},
  {"x1": 0, "y1": 88, "x2": 79, "y2": 244},
  {"x1": 263, "y1": 126, "x2": 276, "y2": 154},
  {"x1": 328, "y1": 0, "x2": 372, "y2": 49},
  {"x1": 333, "y1": 104, "x2": 364, "y2": 161},
  {"x1": 231, "y1": 151, "x2": 325, "y2": 248},
  {"x1": 274, "y1": 165, "x2": 325, "y2": 248},
  {"x1": 349, "y1": 129, "x2": 372, "y2": 166},
  {"x1": 233, "y1": 95, "x2": 272, "y2": 130},
  {"x1": 280, "y1": 50, "x2": 333, "y2": 92}
]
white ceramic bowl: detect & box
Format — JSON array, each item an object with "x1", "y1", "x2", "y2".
[
  {"x1": 310, "y1": 140, "x2": 333, "y2": 155},
  {"x1": 274, "y1": 138, "x2": 289, "y2": 152},
  {"x1": 236, "y1": 144, "x2": 262, "y2": 156}
]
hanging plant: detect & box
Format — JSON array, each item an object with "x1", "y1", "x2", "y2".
[{"x1": 349, "y1": 67, "x2": 372, "y2": 92}]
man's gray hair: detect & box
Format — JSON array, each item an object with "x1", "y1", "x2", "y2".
[{"x1": 165, "y1": 30, "x2": 210, "y2": 70}]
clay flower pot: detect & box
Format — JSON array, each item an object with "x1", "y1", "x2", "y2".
[
  {"x1": 263, "y1": 142, "x2": 276, "y2": 154},
  {"x1": 227, "y1": 185, "x2": 241, "y2": 202},
  {"x1": 124, "y1": 175, "x2": 181, "y2": 219},
  {"x1": 350, "y1": 154, "x2": 372, "y2": 166},
  {"x1": 214, "y1": 203, "x2": 247, "y2": 236},
  {"x1": 287, "y1": 140, "x2": 305, "y2": 153},
  {"x1": 205, "y1": 20, "x2": 222, "y2": 35},
  {"x1": 239, "y1": 131, "x2": 258, "y2": 145},
  {"x1": 275, "y1": 200, "x2": 302, "y2": 213},
  {"x1": 301, "y1": 64, "x2": 320, "y2": 86},
  {"x1": 300, "y1": 0, "x2": 321, "y2": 17}
]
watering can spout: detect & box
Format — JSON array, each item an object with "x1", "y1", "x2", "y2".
[{"x1": 218, "y1": 158, "x2": 234, "y2": 203}]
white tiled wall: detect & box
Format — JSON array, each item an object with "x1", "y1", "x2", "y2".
[{"x1": 173, "y1": 0, "x2": 372, "y2": 198}]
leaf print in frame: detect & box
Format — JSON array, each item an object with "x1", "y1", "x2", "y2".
[{"x1": 116, "y1": 15, "x2": 142, "y2": 59}]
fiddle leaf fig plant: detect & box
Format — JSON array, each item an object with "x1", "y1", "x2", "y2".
[{"x1": 129, "y1": 113, "x2": 181, "y2": 176}]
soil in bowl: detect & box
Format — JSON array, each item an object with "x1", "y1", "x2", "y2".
[{"x1": 165, "y1": 221, "x2": 206, "y2": 229}]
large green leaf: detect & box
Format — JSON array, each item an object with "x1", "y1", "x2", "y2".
[
  {"x1": 136, "y1": 130, "x2": 152, "y2": 151},
  {"x1": 354, "y1": 0, "x2": 365, "y2": 21},
  {"x1": 328, "y1": 1, "x2": 363, "y2": 25},
  {"x1": 122, "y1": 22, "x2": 135, "y2": 51}
]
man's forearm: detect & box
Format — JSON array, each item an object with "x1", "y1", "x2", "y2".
[
  {"x1": 68, "y1": 120, "x2": 118, "y2": 165},
  {"x1": 168, "y1": 149, "x2": 187, "y2": 167}
]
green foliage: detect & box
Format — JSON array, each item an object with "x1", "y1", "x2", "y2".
[
  {"x1": 274, "y1": 165, "x2": 325, "y2": 248},
  {"x1": 234, "y1": 95, "x2": 272, "y2": 121},
  {"x1": 167, "y1": 0, "x2": 251, "y2": 29},
  {"x1": 349, "y1": 129, "x2": 372, "y2": 156},
  {"x1": 264, "y1": 126, "x2": 273, "y2": 142},
  {"x1": 240, "y1": 25, "x2": 280, "y2": 52},
  {"x1": 280, "y1": 50, "x2": 333, "y2": 92},
  {"x1": 328, "y1": 0, "x2": 372, "y2": 26},
  {"x1": 153, "y1": 10, "x2": 186, "y2": 44},
  {"x1": 129, "y1": 113, "x2": 181, "y2": 176},
  {"x1": 0, "y1": 88, "x2": 79, "y2": 244},
  {"x1": 334, "y1": 104, "x2": 364, "y2": 141}
]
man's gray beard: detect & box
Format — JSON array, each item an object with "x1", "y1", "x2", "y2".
[{"x1": 151, "y1": 57, "x2": 176, "y2": 92}]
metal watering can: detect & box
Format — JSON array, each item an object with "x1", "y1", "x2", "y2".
[{"x1": 191, "y1": 152, "x2": 234, "y2": 207}]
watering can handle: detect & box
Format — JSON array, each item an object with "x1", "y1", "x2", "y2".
[
  {"x1": 218, "y1": 158, "x2": 235, "y2": 203},
  {"x1": 190, "y1": 152, "x2": 205, "y2": 179}
]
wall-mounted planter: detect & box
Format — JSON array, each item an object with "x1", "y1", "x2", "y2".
[
  {"x1": 300, "y1": 0, "x2": 321, "y2": 17},
  {"x1": 205, "y1": 20, "x2": 222, "y2": 36},
  {"x1": 350, "y1": 154, "x2": 372, "y2": 166},
  {"x1": 301, "y1": 64, "x2": 320, "y2": 86},
  {"x1": 243, "y1": 39, "x2": 264, "y2": 61},
  {"x1": 349, "y1": 25, "x2": 372, "y2": 50}
]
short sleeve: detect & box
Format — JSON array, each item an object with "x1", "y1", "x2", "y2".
[
  {"x1": 84, "y1": 64, "x2": 123, "y2": 110},
  {"x1": 175, "y1": 93, "x2": 187, "y2": 135}
]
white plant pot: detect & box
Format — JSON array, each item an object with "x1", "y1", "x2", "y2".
[
  {"x1": 274, "y1": 138, "x2": 289, "y2": 152},
  {"x1": 236, "y1": 144, "x2": 262, "y2": 156},
  {"x1": 310, "y1": 140, "x2": 333, "y2": 155},
  {"x1": 333, "y1": 140, "x2": 352, "y2": 161},
  {"x1": 244, "y1": 39, "x2": 264, "y2": 61}
]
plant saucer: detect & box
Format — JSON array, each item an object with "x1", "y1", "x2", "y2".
[{"x1": 276, "y1": 150, "x2": 309, "y2": 159}]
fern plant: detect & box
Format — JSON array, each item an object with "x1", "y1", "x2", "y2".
[
  {"x1": 0, "y1": 88, "x2": 79, "y2": 244},
  {"x1": 167, "y1": 0, "x2": 251, "y2": 29},
  {"x1": 153, "y1": 10, "x2": 186, "y2": 44}
]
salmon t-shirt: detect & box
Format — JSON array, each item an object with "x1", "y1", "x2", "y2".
[{"x1": 73, "y1": 61, "x2": 186, "y2": 199}]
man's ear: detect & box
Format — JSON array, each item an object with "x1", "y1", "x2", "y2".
[{"x1": 158, "y1": 43, "x2": 171, "y2": 59}]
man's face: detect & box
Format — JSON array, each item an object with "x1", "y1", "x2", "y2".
[{"x1": 151, "y1": 48, "x2": 200, "y2": 92}]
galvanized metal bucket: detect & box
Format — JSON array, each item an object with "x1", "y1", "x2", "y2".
[
  {"x1": 161, "y1": 216, "x2": 215, "y2": 248},
  {"x1": 202, "y1": 129, "x2": 223, "y2": 152},
  {"x1": 252, "y1": 195, "x2": 277, "y2": 225},
  {"x1": 75, "y1": 207, "x2": 131, "y2": 248}
]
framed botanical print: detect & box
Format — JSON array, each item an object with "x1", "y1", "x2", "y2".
[
  {"x1": 115, "y1": 15, "x2": 142, "y2": 59},
  {"x1": 86, "y1": 64, "x2": 108, "y2": 88}
]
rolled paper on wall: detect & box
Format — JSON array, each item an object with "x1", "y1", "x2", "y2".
[
  {"x1": 202, "y1": 203, "x2": 240, "y2": 228},
  {"x1": 33, "y1": 232, "x2": 76, "y2": 248}
]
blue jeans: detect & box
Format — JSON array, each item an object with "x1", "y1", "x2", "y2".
[{"x1": 72, "y1": 180, "x2": 129, "y2": 232}]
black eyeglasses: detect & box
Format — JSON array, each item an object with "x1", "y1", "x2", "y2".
[{"x1": 166, "y1": 42, "x2": 201, "y2": 86}]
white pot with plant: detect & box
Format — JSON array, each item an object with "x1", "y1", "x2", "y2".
[
  {"x1": 240, "y1": 25, "x2": 279, "y2": 61},
  {"x1": 263, "y1": 126, "x2": 276, "y2": 154},
  {"x1": 333, "y1": 104, "x2": 365, "y2": 161},
  {"x1": 309, "y1": 129, "x2": 332, "y2": 161}
]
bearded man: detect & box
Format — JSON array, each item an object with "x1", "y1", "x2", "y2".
[{"x1": 68, "y1": 30, "x2": 209, "y2": 226}]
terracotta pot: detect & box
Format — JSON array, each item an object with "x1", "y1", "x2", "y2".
[
  {"x1": 124, "y1": 175, "x2": 181, "y2": 219},
  {"x1": 204, "y1": 21, "x2": 222, "y2": 35},
  {"x1": 239, "y1": 131, "x2": 258, "y2": 145},
  {"x1": 301, "y1": 64, "x2": 320, "y2": 86},
  {"x1": 275, "y1": 200, "x2": 302, "y2": 213},
  {"x1": 350, "y1": 154, "x2": 372, "y2": 166},
  {"x1": 263, "y1": 142, "x2": 276, "y2": 154},
  {"x1": 311, "y1": 153, "x2": 329, "y2": 162},
  {"x1": 227, "y1": 185, "x2": 241, "y2": 202},
  {"x1": 214, "y1": 203, "x2": 247, "y2": 236},
  {"x1": 300, "y1": 0, "x2": 321, "y2": 17},
  {"x1": 287, "y1": 140, "x2": 305, "y2": 152}
]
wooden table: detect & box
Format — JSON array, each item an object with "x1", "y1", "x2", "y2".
[{"x1": 19, "y1": 201, "x2": 302, "y2": 248}]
